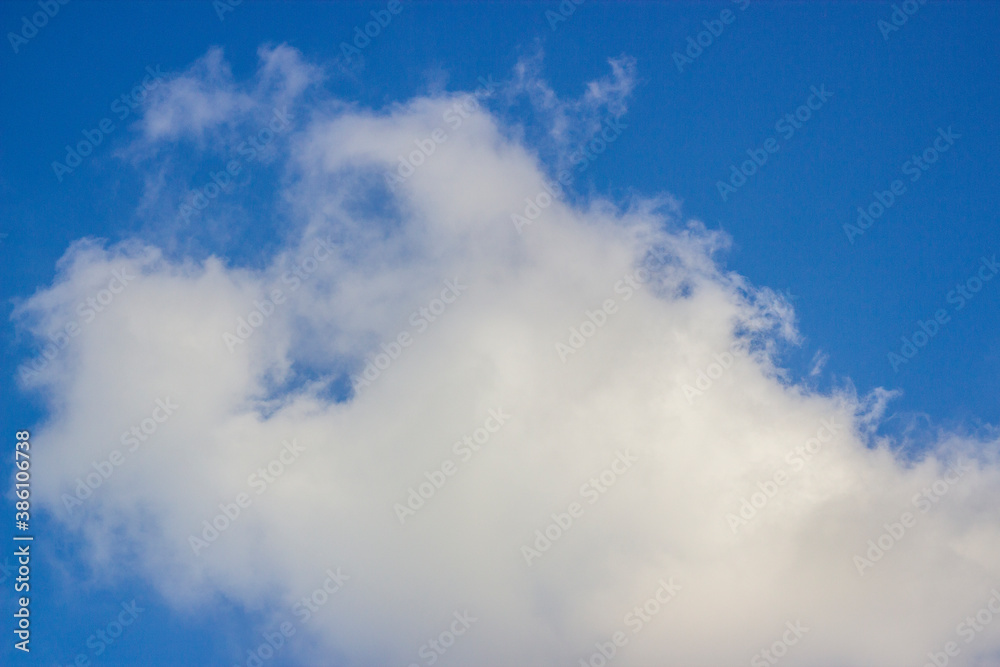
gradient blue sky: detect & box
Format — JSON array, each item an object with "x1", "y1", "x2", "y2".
[{"x1": 2, "y1": 2, "x2": 999, "y2": 665}]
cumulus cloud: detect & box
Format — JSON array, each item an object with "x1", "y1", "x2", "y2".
[{"x1": 16, "y1": 47, "x2": 1000, "y2": 666}]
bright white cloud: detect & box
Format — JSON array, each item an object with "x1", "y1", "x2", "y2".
[{"x1": 16, "y1": 48, "x2": 1000, "y2": 667}]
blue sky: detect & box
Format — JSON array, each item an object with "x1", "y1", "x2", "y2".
[{"x1": 2, "y1": 2, "x2": 1000, "y2": 665}]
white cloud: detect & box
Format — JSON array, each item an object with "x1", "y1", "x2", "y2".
[
  {"x1": 505, "y1": 47, "x2": 636, "y2": 174},
  {"x1": 139, "y1": 44, "x2": 321, "y2": 146},
  {"x1": 17, "y1": 48, "x2": 1000, "y2": 666}
]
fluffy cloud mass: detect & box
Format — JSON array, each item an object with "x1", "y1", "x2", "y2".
[{"x1": 16, "y1": 47, "x2": 1000, "y2": 666}]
